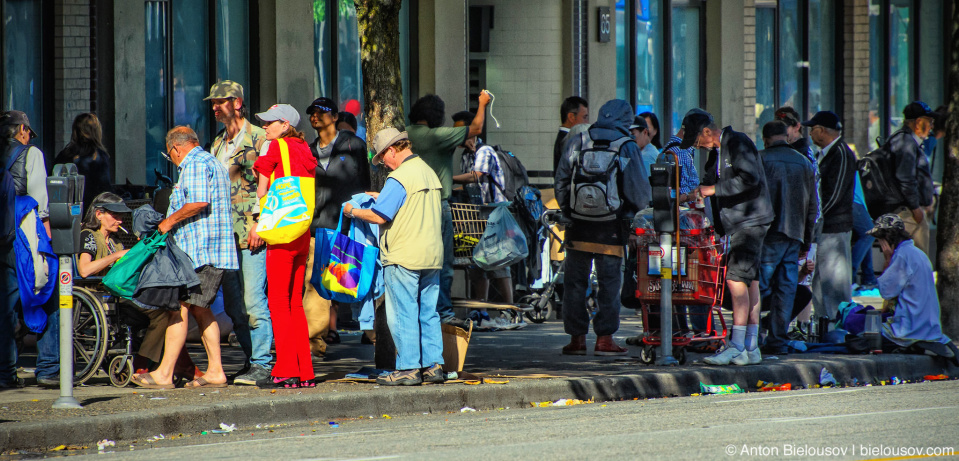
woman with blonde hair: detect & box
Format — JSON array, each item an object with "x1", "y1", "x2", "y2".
[
  {"x1": 253, "y1": 104, "x2": 318, "y2": 388},
  {"x1": 54, "y1": 113, "x2": 113, "y2": 209}
]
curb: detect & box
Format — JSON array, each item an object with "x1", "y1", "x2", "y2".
[{"x1": 2, "y1": 354, "x2": 954, "y2": 451}]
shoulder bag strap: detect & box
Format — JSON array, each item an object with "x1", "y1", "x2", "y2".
[{"x1": 278, "y1": 138, "x2": 292, "y2": 177}]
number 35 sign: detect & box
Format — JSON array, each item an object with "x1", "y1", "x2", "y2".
[{"x1": 598, "y1": 7, "x2": 611, "y2": 43}]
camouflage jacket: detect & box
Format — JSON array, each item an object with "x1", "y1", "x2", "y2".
[{"x1": 212, "y1": 120, "x2": 267, "y2": 250}]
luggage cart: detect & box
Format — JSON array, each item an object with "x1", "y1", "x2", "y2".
[{"x1": 632, "y1": 225, "x2": 728, "y2": 365}]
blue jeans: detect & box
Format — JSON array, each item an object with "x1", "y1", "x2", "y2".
[
  {"x1": 758, "y1": 233, "x2": 801, "y2": 349},
  {"x1": 851, "y1": 203, "x2": 878, "y2": 286},
  {"x1": 384, "y1": 265, "x2": 444, "y2": 370},
  {"x1": 1, "y1": 244, "x2": 59, "y2": 383},
  {"x1": 221, "y1": 246, "x2": 273, "y2": 368},
  {"x1": 436, "y1": 201, "x2": 455, "y2": 321},
  {"x1": 563, "y1": 248, "x2": 622, "y2": 337}
]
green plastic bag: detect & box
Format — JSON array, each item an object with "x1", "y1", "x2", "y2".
[
  {"x1": 699, "y1": 382, "x2": 744, "y2": 395},
  {"x1": 103, "y1": 231, "x2": 168, "y2": 299}
]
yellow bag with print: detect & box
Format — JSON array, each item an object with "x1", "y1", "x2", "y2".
[{"x1": 256, "y1": 138, "x2": 315, "y2": 244}]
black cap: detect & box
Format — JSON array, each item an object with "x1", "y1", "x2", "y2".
[
  {"x1": 98, "y1": 202, "x2": 133, "y2": 214},
  {"x1": 801, "y1": 111, "x2": 842, "y2": 131},
  {"x1": 678, "y1": 109, "x2": 714, "y2": 149},
  {"x1": 0, "y1": 110, "x2": 37, "y2": 139},
  {"x1": 306, "y1": 97, "x2": 338, "y2": 116},
  {"x1": 628, "y1": 116, "x2": 648, "y2": 131},
  {"x1": 902, "y1": 101, "x2": 939, "y2": 121}
]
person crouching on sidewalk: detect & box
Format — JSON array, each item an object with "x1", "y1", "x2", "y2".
[
  {"x1": 343, "y1": 128, "x2": 445, "y2": 386},
  {"x1": 253, "y1": 104, "x2": 318, "y2": 388}
]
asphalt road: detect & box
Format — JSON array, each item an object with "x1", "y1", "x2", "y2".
[{"x1": 18, "y1": 380, "x2": 957, "y2": 460}]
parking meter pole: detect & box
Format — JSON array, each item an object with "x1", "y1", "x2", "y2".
[
  {"x1": 655, "y1": 232, "x2": 678, "y2": 366},
  {"x1": 52, "y1": 255, "x2": 81, "y2": 409}
]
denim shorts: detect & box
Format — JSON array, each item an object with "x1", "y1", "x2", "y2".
[{"x1": 726, "y1": 224, "x2": 769, "y2": 284}]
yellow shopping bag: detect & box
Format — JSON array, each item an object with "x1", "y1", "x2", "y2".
[{"x1": 256, "y1": 138, "x2": 315, "y2": 244}]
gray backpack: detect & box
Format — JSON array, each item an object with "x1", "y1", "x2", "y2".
[{"x1": 568, "y1": 134, "x2": 630, "y2": 222}]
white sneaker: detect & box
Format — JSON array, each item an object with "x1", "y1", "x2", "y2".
[
  {"x1": 703, "y1": 346, "x2": 748, "y2": 366},
  {"x1": 746, "y1": 348, "x2": 762, "y2": 365}
]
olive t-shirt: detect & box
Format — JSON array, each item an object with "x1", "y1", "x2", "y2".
[{"x1": 405, "y1": 124, "x2": 469, "y2": 200}]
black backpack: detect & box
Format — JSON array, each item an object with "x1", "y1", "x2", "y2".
[
  {"x1": 857, "y1": 136, "x2": 905, "y2": 220},
  {"x1": 485, "y1": 145, "x2": 530, "y2": 202},
  {"x1": 1, "y1": 144, "x2": 29, "y2": 244}
]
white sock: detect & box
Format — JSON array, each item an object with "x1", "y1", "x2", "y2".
[
  {"x1": 730, "y1": 326, "x2": 746, "y2": 351},
  {"x1": 745, "y1": 324, "x2": 759, "y2": 351}
]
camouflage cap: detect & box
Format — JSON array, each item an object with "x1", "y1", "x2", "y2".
[
  {"x1": 867, "y1": 213, "x2": 906, "y2": 237},
  {"x1": 204, "y1": 80, "x2": 244, "y2": 100}
]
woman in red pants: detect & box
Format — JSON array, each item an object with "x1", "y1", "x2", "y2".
[{"x1": 253, "y1": 104, "x2": 318, "y2": 388}]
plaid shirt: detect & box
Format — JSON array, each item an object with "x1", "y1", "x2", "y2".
[
  {"x1": 661, "y1": 135, "x2": 700, "y2": 195},
  {"x1": 472, "y1": 145, "x2": 507, "y2": 204},
  {"x1": 168, "y1": 146, "x2": 239, "y2": 270}
]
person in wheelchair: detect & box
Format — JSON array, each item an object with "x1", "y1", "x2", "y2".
[{"x1": 78, "y1": 192, "x2": 200, "y2": 380}]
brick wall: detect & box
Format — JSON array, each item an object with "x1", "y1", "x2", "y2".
[
  {"x1": 468, "y1": 0, "x2": 564, "y2": 173},
  {"x1": 53, "y1": 0, "x2": 94, "y2": 154},
  {"x1": 743, "y1": 0, "x2": 757, "y2": 140},
  {"x1": 842, "y1": 0, "x2": 871, "y2": 155}
]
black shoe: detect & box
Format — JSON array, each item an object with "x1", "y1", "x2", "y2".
[
  {"x1": 228, "y1": 365, "x2": 251, "y2": 383},
  {"x1": 37, "y1": 376, "x2": 59, "y2": 388},
  {"x1": 360, "y1": 332, "x2": 374, "y2": 345},
  {"x1": 0, "y1": 377, "x2": 24, "y2": 389},
  {"x1": 261, "y1": 376, "x2": 300, "y2": 388},
  {"x1": 421, "y1": 364, "x2": 446, "y2": 384},
  {"x1": 376, "y1": 369, "x2": 422, "y2": 386},
  {"x1": 234, "y1": 364, "x2": 272, "y2": 386}
]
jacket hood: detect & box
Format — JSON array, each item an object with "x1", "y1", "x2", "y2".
[{"x1": 591, "y1": 99, "x2": 634, "y2": 134}]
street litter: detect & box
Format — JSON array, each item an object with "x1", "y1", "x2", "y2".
[
  {"x1": 150, "y1": 397, "x2": 166, "y2": 400},
  {"x1": 382, "y1": 414, "x2": 392, "y2": 419},
  {"x1": 891, "y1": 376, "x2": 902, "y2": 385},
  {"x1": 96, "y1": 439, "x2": 115, "y2": 451},
  {"x1": 219, "y1": 423, "x2": 237, "y2": 432},
  {"x1": 699, "y1": 383, "x2": 743, "y2": 395},
  {"x1": 819, "y1": 368, "x2": 837, "y2": 386},
  {"x1": 460, "y1": 407, "x2": 477, "y2": 412},
  {"x1": 464, "y1": 380, "x2": 481, "y2": 385},
  {"x1": 50, "y1": 445, "x2": 66, "y2": 451},
  {"x1": 924, "y1": 374, "x2": 948, "y2": 381},
  {"x1": 328, "y1": 422, "x2": 339, "y2": 428},
  {"x1": 532, "y1": 398, "x2": 593, "y2": 407},
  {"x1": 757, "y1": 381, "x2": 792, "y2": 392},
  {"x1": 149, "y1": 435, "x2": 165, "y2": 441},
  {"x1": 484, "y1": 379, "x2": 509, "y2": 384}
]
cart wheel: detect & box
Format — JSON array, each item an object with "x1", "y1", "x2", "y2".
[
  {"x1": 108, "y1": 355, "x2": 134, "y2": 387},
  {"x1": 640, "y1": 345, "x2": 656, "y2": 364},
  {"x1": 520, "y1": 294, "x2": 552, "y2": 324},
  {"x1": 673, "y1": 347, "x2": 687, "y2": 365}
]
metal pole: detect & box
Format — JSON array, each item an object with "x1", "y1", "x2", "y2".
[
  {"x1": 655, "y1": 232, "x2": 678, "y2": 366},
  {"x1": 52, "y1": 255, "x2": 81, "y2": 409}
]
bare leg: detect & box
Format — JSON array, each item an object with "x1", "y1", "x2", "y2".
[
  {"x1": 139, "y1": 306, "x2": 189, "y2": 385},
  {"x1": 329, "y1": 303, "x2": 338, "y2": 330},
  {"x1": 747, "y1": 280, "x2": 762, "y2": 325},
  {"x1": 727, "y1": 279, "x2": 749, "y2": 326},
  {"x1": 493, "y1": 277, "x2": 513, "y2": 304},
  {"x1": 188, "y1": 304, "x2": 227, "y2": 384}
]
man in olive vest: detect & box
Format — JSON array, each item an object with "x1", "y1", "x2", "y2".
[{"x1": 343, "y1": 128, "x2": 445, "y2": 386}]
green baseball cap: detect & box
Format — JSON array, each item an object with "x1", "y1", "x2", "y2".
[{"x1": 204, "y1": 80, "x2": 244, "y2": 100}]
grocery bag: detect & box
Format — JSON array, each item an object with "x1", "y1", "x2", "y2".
[
  {"x1": 103, "y1": 231, "x2": 168, "y2": 299},
  {"x1": 257, "y1": 138, "x2": 315, "y2": 244},
  {"x1": 311, "y1": 210, "x2": 379, "y2": 303},
  {"x1": 472, "y1": 204, "x2": 528, "y2": 271}
]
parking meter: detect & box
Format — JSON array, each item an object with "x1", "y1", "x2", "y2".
[
  {"x1": 648, "y1": 158, "x2": 681, "y2": 366},
  {"x1": 47, "y1": 163, "x2": 84, "y2": 409}
]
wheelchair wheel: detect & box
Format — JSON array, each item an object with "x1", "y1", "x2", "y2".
[
  {"x1": 108, "y1": 355, "x2": 134, "y2": 387},
  {"x1": 72, "y1": 287, "x2": 108, "y2": 384}
]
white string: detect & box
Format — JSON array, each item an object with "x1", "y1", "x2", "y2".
[{"x1": 486, "y1": 90, "x2": 501, "y2": 129}]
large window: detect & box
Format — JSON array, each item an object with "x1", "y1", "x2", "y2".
[
  {"x1": 314, "y1": 0, "x2": 411, "y2": 138},
  {"x1": 670, "y1": 1, "x2": 700, "y2": 134},
  {"x1": 754, "y1": 0, "x2": 840, "y2": 147},
  {"x1": 144, "y1": 0, "x2": 254, "y2": 183},
  {"x1": 888, "y1": 0, "x2": 913, "y2": 132},
  {"x1": 1, "y1": 0, "x2": 48, "y2": 152},
  {"x1": 615, "y1": 0, "x2": 628, "y2": 101},
  {"x1": 635, "y1": 0, "x2": 663, "y2": 117}
]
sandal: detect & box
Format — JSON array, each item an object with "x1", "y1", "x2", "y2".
[
  {"x1": 183, "y1": 376, "x2": 227, "y2": 389},
  {"x1": 131, "y1": 372, "x2": 175, "y2": 390}
]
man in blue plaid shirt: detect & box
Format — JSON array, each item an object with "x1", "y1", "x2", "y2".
[
  {"x1": 453, "y1": 140, "x2": 511, "y2": 325},
  {"x1": 133, "y1": 126, "x2": 238, "y2": 390}
]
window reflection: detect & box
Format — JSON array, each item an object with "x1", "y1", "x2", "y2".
[
  {"x1": 3, "y1": 0, "x2": 45, "y2": 150},
  {"x1": 635, "y1": 0, "x2": 662, "y2": 117},
  {"x1": 671, "y1": 1, "x2": 700, "y2": 136}
]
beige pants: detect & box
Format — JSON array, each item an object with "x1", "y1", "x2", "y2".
[
  {"x1": 137, "y1": 307, "x2": 170, "y2": 363},
  {"x1": 303, "y1": 237, "x2": 330, "y2": 356},
  {"x1": 897, "y1": 207, "x2": 930, "y2": 255}
]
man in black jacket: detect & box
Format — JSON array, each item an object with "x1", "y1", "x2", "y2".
[
  {"x1": 887, "y1": 101, "x2": 938, "y2": 254},
  {"x1": 303, "y1": 97, "x2": 371, "y2": 349},
  {"x1": 553, "y1": 96, "x2": 589, "y2": 171},
  {"x1": 757, "y1": 121, "x2": 817, "y2": 354},
  {"x1": 803, "y1": 111, "x2": 856, "y2": 331},
  {"x1": 689, "y1": 110, "x2": 773, "y2": 366}
]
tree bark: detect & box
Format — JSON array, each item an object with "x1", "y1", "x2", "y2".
[
  {"x1": 356, "y1": 0, "x2": 406, "y2": 191},
  {"x1": 356, "y1": 0, "x2": 405, "y2": 368},
  {"x1": 936, "y1": 4, "x2": 959, "y2": 341}
]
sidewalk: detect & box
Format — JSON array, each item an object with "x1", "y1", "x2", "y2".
[{"x1": 2, "y1": 311, "x2": 956, "y2": 452}]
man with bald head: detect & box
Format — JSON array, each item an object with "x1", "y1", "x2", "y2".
[{"x1": 132, "y1": 126, "x2": 238, "y2": 389}]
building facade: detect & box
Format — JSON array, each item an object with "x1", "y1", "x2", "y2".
[{"x1": 0, "y1": 0, "x2": 951, "y2": 182}]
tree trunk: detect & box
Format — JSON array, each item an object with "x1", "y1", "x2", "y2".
[
  {"x1": 936, "y1": 4, "x2": 959, "y2": 341},
  {"x1": 356, "y1": 0, "x2": 405, "y2": 367},
  {"x1": 356, "y1": 0, "x2": 405, "y2": 191}
]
